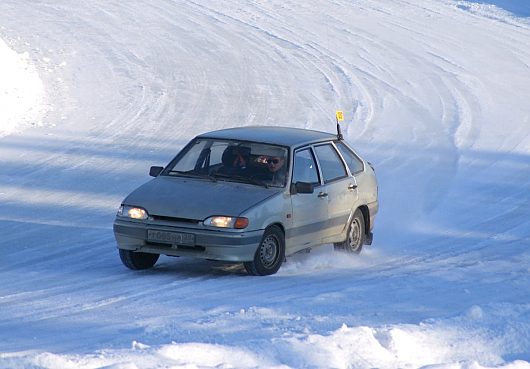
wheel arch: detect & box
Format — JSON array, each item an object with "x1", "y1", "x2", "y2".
[
  {"x1": 357, "y1": 205, "x2": 373, "y2": 245},
  {"x1": 358, "y1": 205, "x2": 370, "y2": 236},
  {"x1": 266, "y1": 222, "x2": 285, "y2": 236}
]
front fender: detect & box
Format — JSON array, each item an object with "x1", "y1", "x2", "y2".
[{"x1": 240, "y1": 191, "x2": 290, "y2": 232}]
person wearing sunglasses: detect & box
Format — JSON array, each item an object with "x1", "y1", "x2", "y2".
[{"x1": 265, "y1": 156, "x2": 286, "y2": 185}]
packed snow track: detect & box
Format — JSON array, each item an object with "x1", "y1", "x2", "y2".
[{"x1": 0, "y1": 1, "x2": 529, "y2": 368}]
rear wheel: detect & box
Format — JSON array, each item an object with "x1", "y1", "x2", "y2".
[
  {"x1": 119, "y1": 249, "x2": 159, "y2": 270},
  {"x1": 334, "y1": 208, "x2": 365, "y2": 254},
  {"x1": 244, "y1": 225, "x2": 285, "y2": 276}
]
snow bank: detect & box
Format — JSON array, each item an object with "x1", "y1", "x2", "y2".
[
  {"x1": 2, "y1": 314, "x2": 529, "y2": 369},
  {"x1": 0, "y1": 37, "x2": 45, "y2": 137},
  {"x1": 1, "y1": 304, "x2": 529, "y2": 369}
]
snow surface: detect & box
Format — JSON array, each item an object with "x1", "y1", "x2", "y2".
[
  {"x1": 0, "y1": 0, "x2": 529, "y2": 368},
  {"x1": 0, "y1": 37, "x2": 45, "y2": 137}
]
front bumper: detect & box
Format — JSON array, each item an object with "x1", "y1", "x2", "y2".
[{"x1": 113, "y1": 218, "x2": 263, "y2": 262}]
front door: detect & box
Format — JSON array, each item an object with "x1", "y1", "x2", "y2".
[{"x1": 288, "y1": 147, "x2": 327, "y2": 253}]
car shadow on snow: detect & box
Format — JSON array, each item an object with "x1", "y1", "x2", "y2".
[
  {"x1": 152, "y1": 257, "x2": 249, "y2": 277},
  {"x1": 143, "y1": 244, "x2": 382, "y2": 278}
]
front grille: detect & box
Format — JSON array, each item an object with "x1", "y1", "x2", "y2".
[{"x1": 150, "y1": 215, "x2": 201, "y2": 224}]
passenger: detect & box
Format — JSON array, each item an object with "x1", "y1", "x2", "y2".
[{"x1": 265, "y1": 156, "x2": 286, "y2": 185}]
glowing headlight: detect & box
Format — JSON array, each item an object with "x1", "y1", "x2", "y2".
[
  {"x1": 117, "y1": 205, "x2": 148, "y2": 220},
  {"x1": 204, "y1": 216, "x2": 249, "y2": 229}
]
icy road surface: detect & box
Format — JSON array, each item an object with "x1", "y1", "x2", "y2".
[{"x1": 0, "y1": 1, "x2": 529, "y2": 368}]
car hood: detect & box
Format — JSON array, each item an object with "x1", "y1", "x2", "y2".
[{"x1": 123, "y1": 175, "x2": 281, "y2": 220}]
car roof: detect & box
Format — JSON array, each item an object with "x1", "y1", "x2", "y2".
[{"x1": 197, "y1": 126, "x2": 338, "y2": 147}]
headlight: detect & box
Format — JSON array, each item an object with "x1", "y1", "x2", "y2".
[
  {"x1": 204, "y1": 216, "x2": 249, "y2": 229},
  {"x1": 117, "y1": 205, "x2": 148, "y2": 220}
]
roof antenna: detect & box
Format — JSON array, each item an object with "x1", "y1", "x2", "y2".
[{"x1": 335, "y1": 110, "x2": 344, "y2": 140}]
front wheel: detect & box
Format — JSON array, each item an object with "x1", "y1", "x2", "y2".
[
  {"x1": 334, "y1": 209, "x2": 365, "y2": 254},
  {"x1": 244, "y1": 225, "x2": 285, "y2": 276},
  {"x1": 119, "y1": 249, "x2": 159, "y2": 270}
]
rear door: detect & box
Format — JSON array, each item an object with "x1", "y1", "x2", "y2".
[
  {"x1": 313, "y1": 143, "x2": 358, "y2": 240},
  {"x1": 287, "y1": 147, "x2": 328, "y2": 252}
]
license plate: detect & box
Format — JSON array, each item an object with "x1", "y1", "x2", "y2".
[{"x1": 147, "y1": 230, "x2": 195, "y2": 245}]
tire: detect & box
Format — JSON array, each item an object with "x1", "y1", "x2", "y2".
[
  {"x1": 244, "y1": 225, "x2": 285, "y2": 276},
  {"x1": 334, "y1": 208, "x2": 365, "y2": 254},
  {"x1": 119, "y1": 249, "x2": 159, "y2": 270}
]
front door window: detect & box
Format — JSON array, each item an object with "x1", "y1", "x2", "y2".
[{"x1": 292, "y1": 148, "x2": 320, "y2": 185}]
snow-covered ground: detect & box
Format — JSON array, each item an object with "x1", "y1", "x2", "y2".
[
  {"x1": 0, "y1": 38, "x2": 45, "y2": 138},
  {"x1": 1, "y1": 1, "x2": 529, "y2": 368}
]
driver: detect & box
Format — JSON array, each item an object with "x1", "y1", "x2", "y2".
[{"x1": 219, "y1": 146, "x2": 250, "y2": 175}]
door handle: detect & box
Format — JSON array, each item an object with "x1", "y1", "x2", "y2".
[
  {"x1": 318, "y1": 192, "x2": 328, "y2": 198},
  {"x1": 348, "y1": 184, "x2": 357, "y2": 191}
]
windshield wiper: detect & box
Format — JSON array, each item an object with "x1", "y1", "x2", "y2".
[
  {"x1": 212, "y1": 173, "x2": 269, "y2": 188},
  {"x1": 167, "y1": 170, "x2": 217, "y2": 182}
]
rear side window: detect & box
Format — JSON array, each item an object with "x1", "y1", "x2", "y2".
[
  {"x1": 313, "y1": 144, "x2": 348, "y2": 183},
  {"x1": 292, "y1": 148, "x2": 320, "y2": 185},
  {"x1": 335, "y1": 141, "x2": 364, "y2": 174}
]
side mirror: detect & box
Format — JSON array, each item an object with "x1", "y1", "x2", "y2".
[
  {"x1": 149, "y1": 166, "x2": 164, "y2": 177},
  {"x1": 291, "y1": 181, "x2": 314, "y2": 194}
]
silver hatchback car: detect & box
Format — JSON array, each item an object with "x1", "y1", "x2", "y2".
[{"x1": 114, "y1": 126, "x2": 378, "y2": 275}]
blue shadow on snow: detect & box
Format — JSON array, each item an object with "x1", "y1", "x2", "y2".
[{"x1": 466, "y1": 0, "x2": 530, "y2": 17}]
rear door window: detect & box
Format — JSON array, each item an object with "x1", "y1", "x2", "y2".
[{"x1": 313, "y1": 144, "x2": 348, "y2": 183}]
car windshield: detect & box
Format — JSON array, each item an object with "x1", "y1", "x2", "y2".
[{"x1": 164, "y1": 138, "x2": 289, "y2": 188}]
